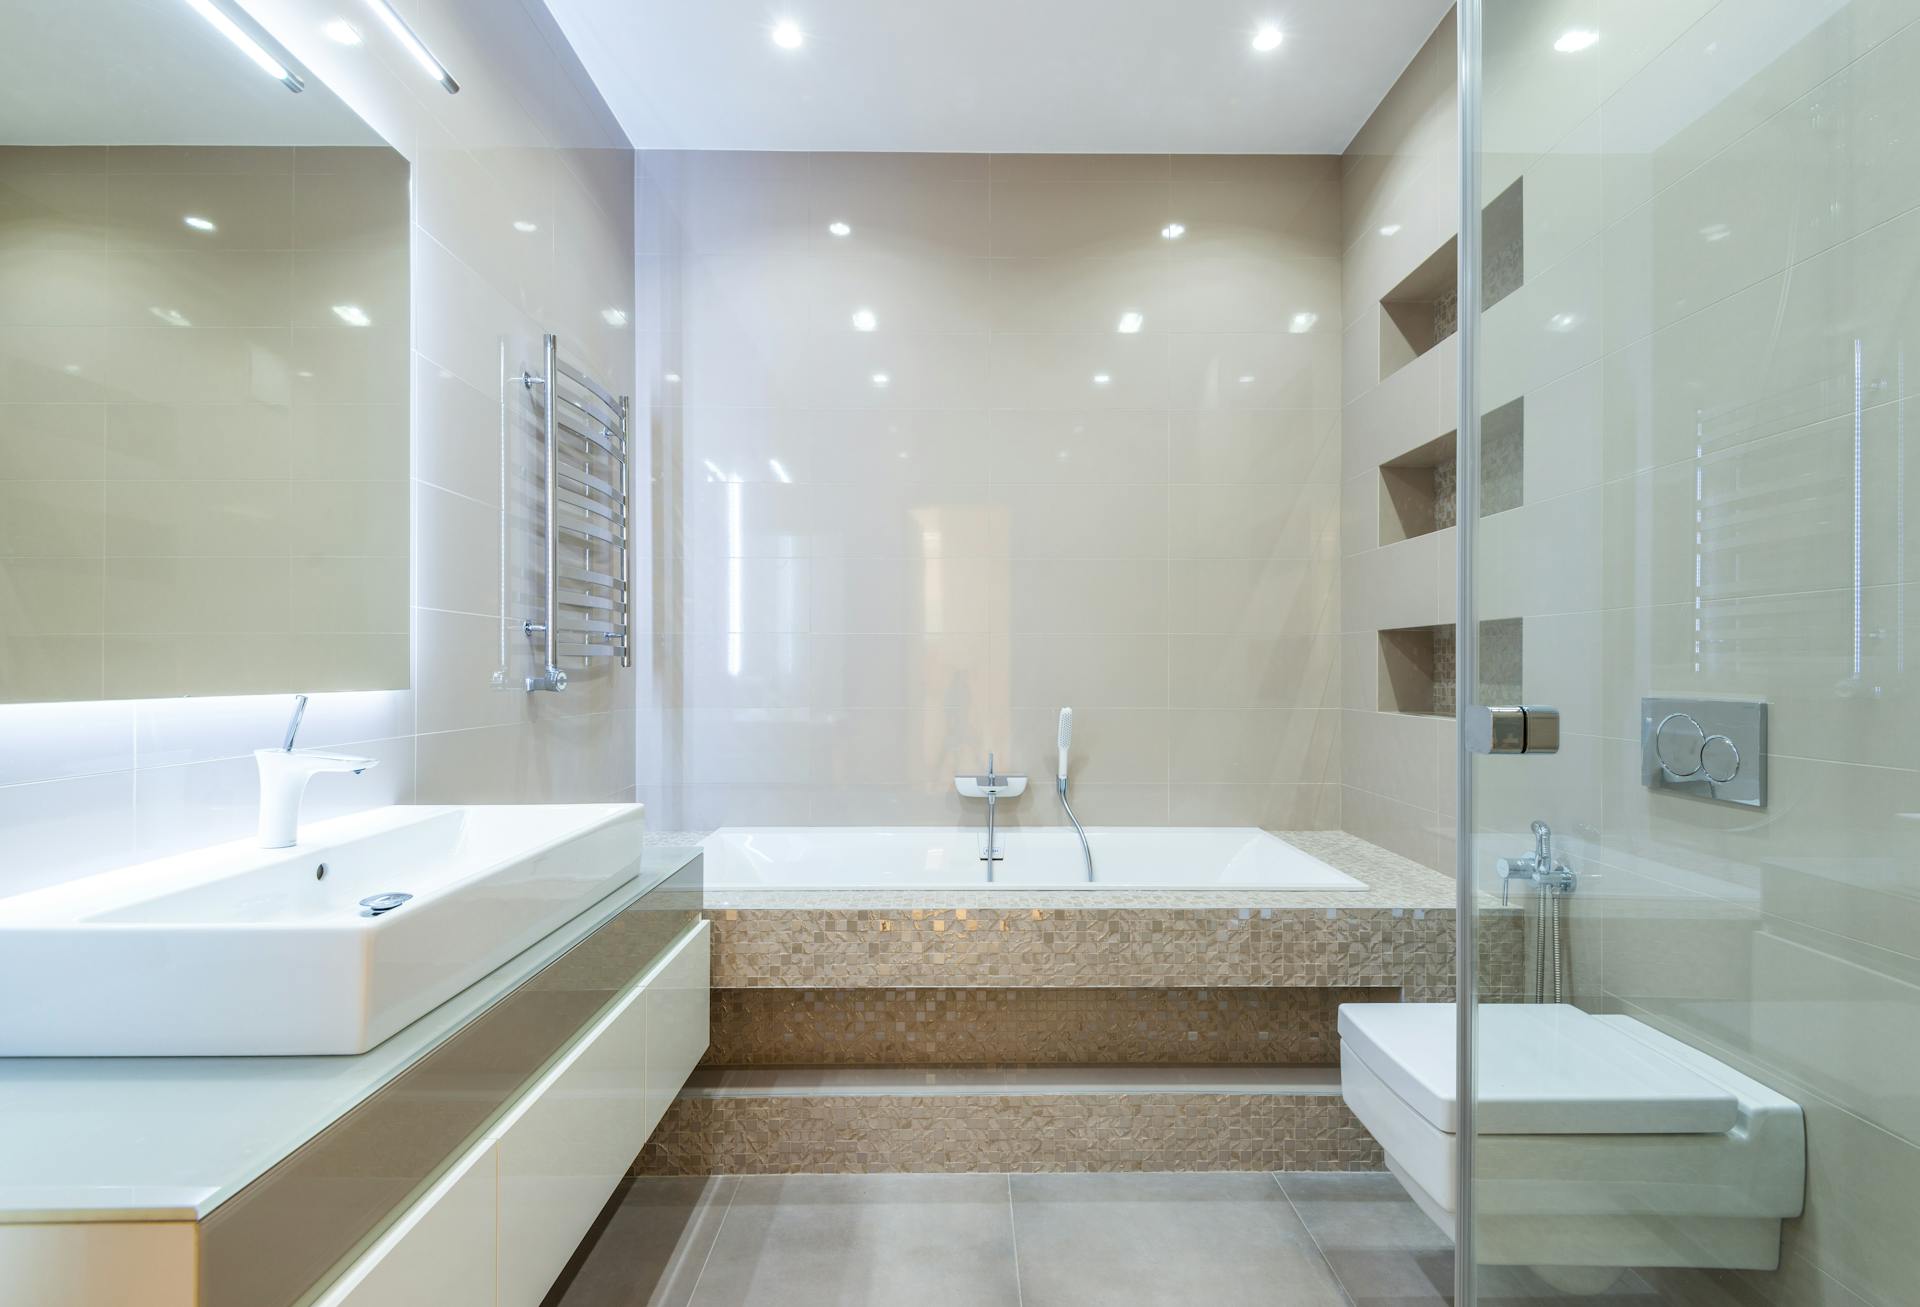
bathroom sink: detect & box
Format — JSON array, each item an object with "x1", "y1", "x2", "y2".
[{"x1": 0, "y1": 804, "x2": 645, "y2": 1057}]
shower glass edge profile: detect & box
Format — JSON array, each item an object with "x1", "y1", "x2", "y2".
[{"x1": 1453, "y1": 1, "x2": 1483, "y2": 1303}]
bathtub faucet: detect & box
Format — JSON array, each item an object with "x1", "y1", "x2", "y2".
[{"x1": 955, "y1": 755, "x2": 1026, "y2": 866}]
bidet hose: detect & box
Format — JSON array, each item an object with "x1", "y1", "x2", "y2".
[{"x1": 1528, "y1": 879, "x2": 1567, "y2": 1003}]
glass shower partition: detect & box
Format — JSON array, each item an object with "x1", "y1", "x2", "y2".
[{"x1": 1461, "y1": 1, "x2": 1920, "y2": 1304}]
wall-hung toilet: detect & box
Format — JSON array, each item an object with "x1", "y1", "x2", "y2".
[{"x1": 1338, "y1": 1003, "x2": 1805, "y2": 1272}]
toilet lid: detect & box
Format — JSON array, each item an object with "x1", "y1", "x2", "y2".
[{"x1": 1338, "y1": 1003, "x2": 1740, "y2": 1135}]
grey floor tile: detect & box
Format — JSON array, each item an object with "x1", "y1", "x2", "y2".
[
  {"x1": 1279, "y1": 1171, "x2": 1453, "y2": 1253},
  {"x1": 1010, "y1": 1171, "x2": 1349, "y2": 1307},
  {"x1": 1278, "y1": 1169, "x2": 1453, "y2": 1305},
  {"x1": 545, "y1": 1176, "x2": 739, "y2": 1307},
  {"x1": 686, "y1": 1173, "x2": 1021, "y2": 1307}
]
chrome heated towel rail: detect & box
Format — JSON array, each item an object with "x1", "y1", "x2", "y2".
[{"x1": 520, "y1": 333, "x2": 632, "y2": 691}]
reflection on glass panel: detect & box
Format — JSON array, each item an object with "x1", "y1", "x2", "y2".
[{"x1": 1467, "y1": 0, "x2": 1919, "y2": 1304}]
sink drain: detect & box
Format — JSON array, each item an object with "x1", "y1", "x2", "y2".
[{"x1": 358, "y1": 892, "x2": 413, "y2": 917}]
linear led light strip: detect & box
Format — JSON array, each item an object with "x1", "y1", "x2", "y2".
[
  {"x1": 180, "y1": 0, "x2": 306, "y2": 92},
  {"x1": 364, "y1": 0, "x2": 461, "y2": 94}
]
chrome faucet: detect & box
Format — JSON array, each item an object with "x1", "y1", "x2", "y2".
[
  {"x1": 955, "y1": 754, "x2": 1026, "y2": 864},
  {"x1": 1499, "y1": 820, "x2": 1576, "y2": 904},
  {"x1": 255, "y1": 695, "x2": 376, "y2": 849}
]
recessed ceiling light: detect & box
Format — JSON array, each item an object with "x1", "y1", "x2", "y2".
[
  {"x1": 331, "y1": 304, "x2": 371, "y2": 326},
  {"x1": 871, "y1": 372, "x2": 890, "y2": 388},
  {"x1": 828, "y1": 221, "x2": 851, "y2": 237},
  {"x1": 323, "y1": 19, "x2": 361, "y2": 45},
  {"x1": 1116, "y1": 311, "x2": 1144, "y2": 334},
  {"x1": 1251, "y1": 25, "x2": 1284, "y2": 53},
  {"x1": 1554, "y1": 29, "x2": 1599, "y2": 53},
  {"x1": 183, "y1": 215, "x2": 216, "y2": 232},
  {"x1": 182, "y1": 0, "x2": 306, "y2": 92},
  {"x1": 601, "y1": 308, "x2": 629, "y2": 326},
  {"x1": 851, "y1": 308, "x2": 878, "y2": 332},
  {"x1": 770, "y1": 19, "x2": 804, "y2": 50},
  {"x1": 1378, "y1": 223, "x2": 1402, "y2": 237},
  {"x1": 1288, "y1": 311, "x2": 1318, "y2": 334},
  {"x1": 1092, "y1": 373, "x2": 1112, "y2": 386},
  {"x1": 1160, "y1": 222, "x2": 1186, "y2": 240},
  {"x1": 512, "y1": 220, "x2": 538, "y2": 233}
]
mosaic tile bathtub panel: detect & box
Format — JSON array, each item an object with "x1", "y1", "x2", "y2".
[
  {"x1": 634, "y1": 1093, "x2": 1383, "y2": 1175},
  {"x1": 706, "y1": 986, "x2": 1401, "y2": 1066},
  {"x1": 708, "y1": 905, "x2": 1467, "y2": 997}
]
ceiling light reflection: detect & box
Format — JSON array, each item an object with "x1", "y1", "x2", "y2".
[
  {"x1": 770, "y1": 20, "x2": 804, "y2": 49},
  {"x1": 851, "y1": 308, "x2": 877, "y2": 332},
  {"x1": 1554, "y1": 29, "x2": 1599, "y2": 53},
  {"x1": 1116, "y1": 311, "x2": 1144, "y2": 334},
  {"x1": 1251, "y1": 25, "x2": 1284, "y2": 53}
]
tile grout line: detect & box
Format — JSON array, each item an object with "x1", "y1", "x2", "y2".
[
  {"x1": 681, "y1": 1172, "x2": 743, "y2": 1305},
  {"x1": 1269, "y1": 1172, "x2": 1358, "y2": 1307},
  {"x1": 1006, "y1": 1172, "x2": 1026, "y2": 1307}
]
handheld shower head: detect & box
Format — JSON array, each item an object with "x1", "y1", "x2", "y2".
[{"x1": 1057, "y1": 707, "x2": 1073, "y2": 780}]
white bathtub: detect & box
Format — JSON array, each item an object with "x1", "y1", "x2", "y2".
[{"x1": 696, "y1": 827, "x2": 1367, "y2": 892}]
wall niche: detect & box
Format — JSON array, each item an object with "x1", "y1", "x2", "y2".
[
  {"x1": 1378, "y1": 618, "x2": 1524, "y2": 717},
  {"x1": 1377, "y1": 177, "x2": 1524, "y2": 381},
  {"x1": 1378, "y1": 398, "x2": 1524, "y2": 546}
]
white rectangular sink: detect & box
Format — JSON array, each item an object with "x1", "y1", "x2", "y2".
[{"x1": 0, "y1": 804, "x2": 645, "y2": 1057}]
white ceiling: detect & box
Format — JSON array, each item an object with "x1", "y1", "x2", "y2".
[
  {"x1": 544, "y1": 0, "x2": 1453, "y2": 155},
  {"x1": 1, "y1": 0, "x2": 381, "y2": 146}
]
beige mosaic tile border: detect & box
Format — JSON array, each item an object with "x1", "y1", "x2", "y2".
[
  {"x1": 707, "y1": 986, "x2": 1401, "y2": 1066},
  {"x1": 709, "y1": 905, "x2": 1482, "y2": 997},
  {"x1": 634, "y1": 1092, "x2": 1382, "y2": 1175}
]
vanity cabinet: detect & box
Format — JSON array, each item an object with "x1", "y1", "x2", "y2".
[{"x1": 317, "y1": 920, "x2": 710, "y2": 1307}]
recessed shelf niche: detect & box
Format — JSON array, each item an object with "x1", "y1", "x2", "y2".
[
  {"x1": 1378, "y1": 618, "x2": 1524, "y2": 717},
  {"x1": 1377, "y1": 178, "x2": 1525, "y2": 381},
  {"x1": 1378, "y1": 397, "x2": 1525, "y2": 545}
]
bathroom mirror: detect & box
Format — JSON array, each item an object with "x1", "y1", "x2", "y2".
[{"x1": 0, "y1": 0, "x2": 410, "y2": 702}]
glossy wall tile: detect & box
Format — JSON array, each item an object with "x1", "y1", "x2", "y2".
[{"x1": 636, "y1": 150, "x2": 1346, "y2": 831}]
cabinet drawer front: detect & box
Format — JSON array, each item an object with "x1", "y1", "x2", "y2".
[
  {"x1": 645, "y1": 921, "x2": 711, "y2": 1138},
  {"x1": 495, "y1": 981, "x2": 648, "y2": 1307},
  {"x1": 494, "y1": 921, "x2": 709, "y2": 1307},
  {"x1": 315, "y1": 1143, "x2": 496, "y2": 1307}
]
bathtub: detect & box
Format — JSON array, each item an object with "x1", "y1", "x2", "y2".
[{"x1": 696, "y1": 827, "x2": 1367, "y2": 891}]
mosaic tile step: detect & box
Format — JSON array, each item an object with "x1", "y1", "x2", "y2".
[
  {"x1": 633, "y1": 1089, "x2": 1383, "y2": 1176},
  {"x1": 707, "y1": 986, "x2": 1400, "y2": 1066}
]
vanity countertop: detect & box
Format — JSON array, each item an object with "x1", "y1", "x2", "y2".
[{"x1": 0, "y1": 845, "x2": 702, "y2": 1224}]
